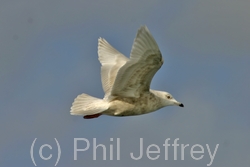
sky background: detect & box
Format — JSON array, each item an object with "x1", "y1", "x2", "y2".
[{"x1": 1, "y1": 0, "x2": 250, "y2": 166}]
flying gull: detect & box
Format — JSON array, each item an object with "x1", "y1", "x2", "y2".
[{"x1": 70, "y1": 26, "x2": 184, "y2": 119}]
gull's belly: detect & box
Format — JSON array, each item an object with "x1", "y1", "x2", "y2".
[{"x1": 103, "y1": 94, "x2": 162, "y2": 116}]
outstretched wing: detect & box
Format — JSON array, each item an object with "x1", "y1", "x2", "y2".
[
  {"x1": 98, "y1": 38, "x2": 129, "y2": 96},
  {"x1": 111, "y1": 26, "x2": 163, "y2": 98}
]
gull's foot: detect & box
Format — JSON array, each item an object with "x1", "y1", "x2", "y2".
[{"x1": 83, "y1": 113, "x2": 102, "y2": 119}]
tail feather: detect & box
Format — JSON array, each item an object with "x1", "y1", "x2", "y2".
[{"x1": 70, "y1": 93, "x2": 109, "y2": 116}]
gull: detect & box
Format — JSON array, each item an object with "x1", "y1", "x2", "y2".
[{"x1": 70, "y1": 26, "x2": 184, "y2": 119}]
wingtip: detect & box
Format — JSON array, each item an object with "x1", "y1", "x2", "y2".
[
  {"x1": 139, "y1": 25, "x2": 147, "y2": 28},
  {"x1": 98, "y1": 37, "x2": 108, "y2": 45},
  {"x1": 98, "y1": 37, "x2": 103, "y2": 42},
  {"x1": 138, "y1": 25, "x2": 149, "y2": 32},
  {"x1": 135, "y1": 25, "x2": 151, "y2": 39}
]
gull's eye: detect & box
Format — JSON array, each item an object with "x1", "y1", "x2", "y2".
[{"x1": 166, "y1": 95, "x2": 172, "y2": 99}]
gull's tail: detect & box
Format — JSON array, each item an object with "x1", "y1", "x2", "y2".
[{"x1": 70, "y1": 93, "x2": 109, "y2": 119}]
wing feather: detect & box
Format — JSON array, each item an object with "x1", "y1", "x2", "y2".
[
  {"x1": 98, "y1": 38, "x2": 129, "y2": 96},
  {"x1": 111, "y1": 26, "x2": 163, "y2": 97}
]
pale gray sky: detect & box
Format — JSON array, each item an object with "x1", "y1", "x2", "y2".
[{"x1": 0, "y1": 0, "x2": 249, "y2": 166}]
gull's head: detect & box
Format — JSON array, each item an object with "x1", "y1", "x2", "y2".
[{"x1": 152, "y1": 90, "x2": 184, "y2": 107}]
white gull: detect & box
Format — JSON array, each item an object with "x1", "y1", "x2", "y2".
[{"x1": 70, "y1": 26, "x2": 184, "y2": 119}]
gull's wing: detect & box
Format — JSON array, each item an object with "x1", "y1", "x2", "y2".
[
  {"x1": 98, "y1": 38, "x2": 129, "y2": 96},
  {"x1": 111, "y1": 26, "x2": 163, "y2": 98}
]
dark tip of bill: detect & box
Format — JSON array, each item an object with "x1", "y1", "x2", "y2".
[{"x1": 179, "y1": 103, "x2": 184, "y2": 107}]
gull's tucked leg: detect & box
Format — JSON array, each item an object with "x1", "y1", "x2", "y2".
[{"x1": 83, "y1": 113, "x2": 102, "y2": 119}]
